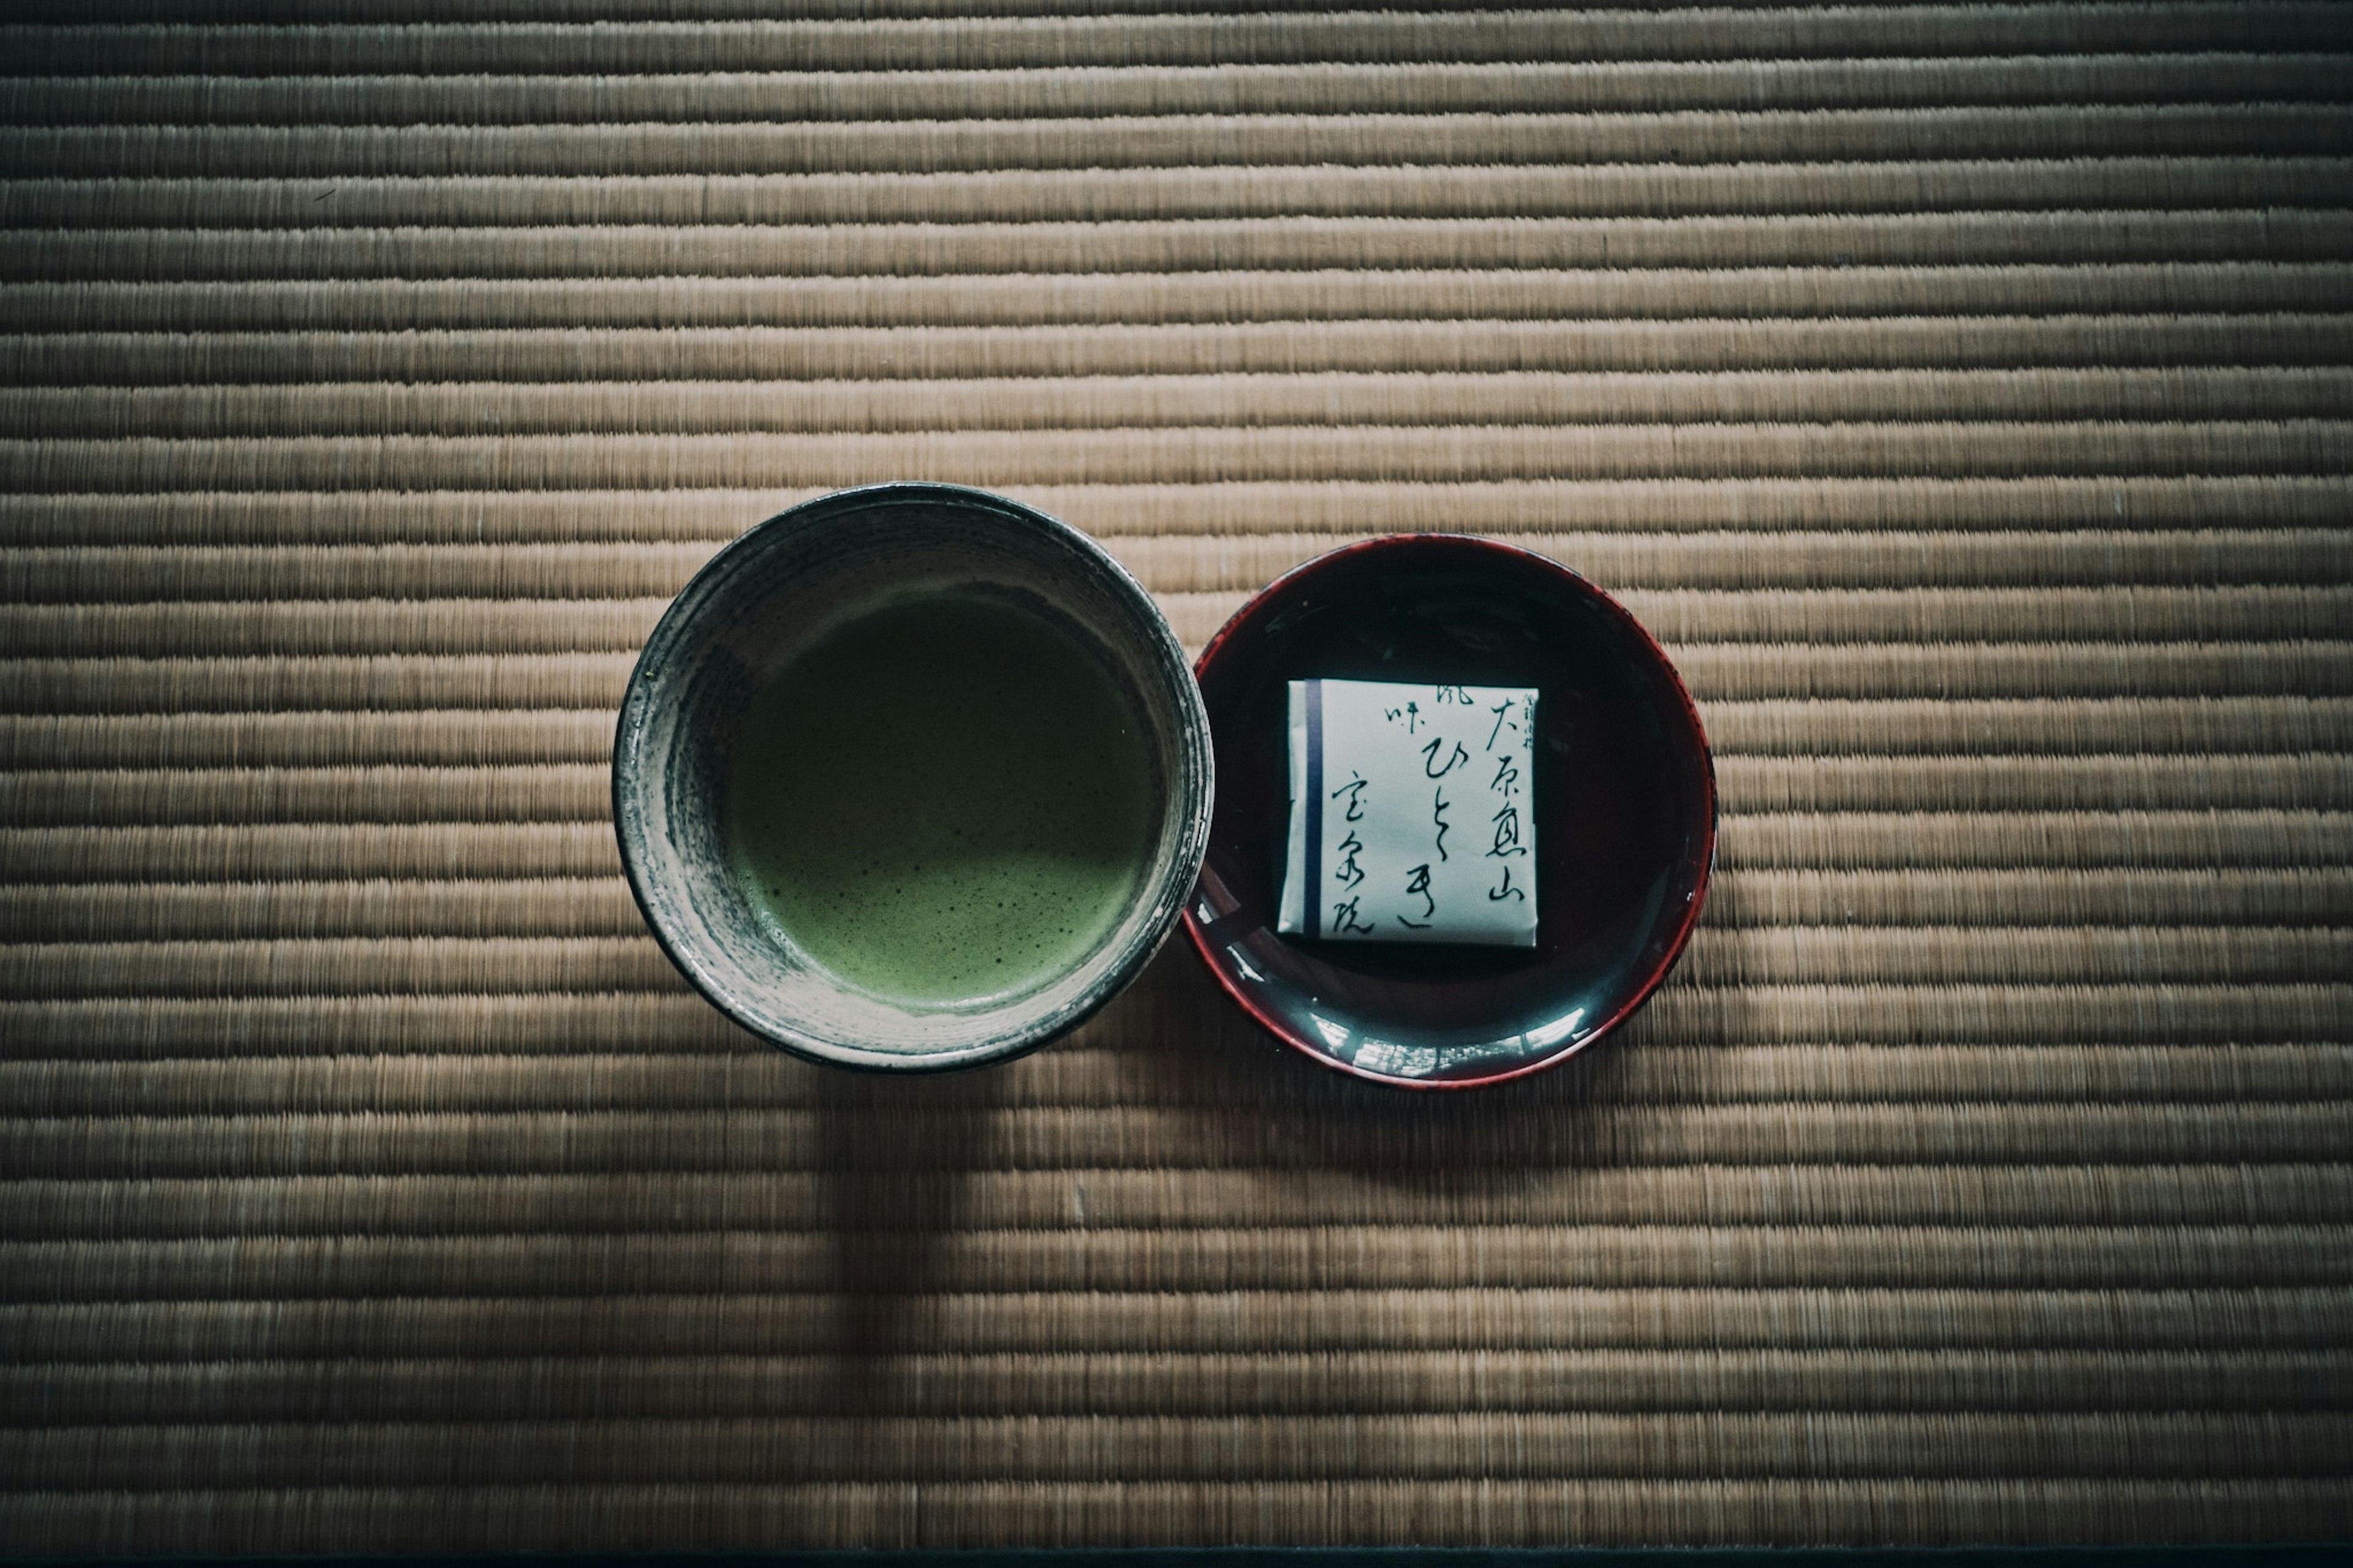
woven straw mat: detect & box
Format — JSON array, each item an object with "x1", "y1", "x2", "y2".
[{"x1": 1, "y1": 1, "x2": 2350, "y2": 1551}]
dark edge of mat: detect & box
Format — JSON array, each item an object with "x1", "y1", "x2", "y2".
[{"x1": 7, "y1": 1549, "x2": 2349, "y2": 1567}]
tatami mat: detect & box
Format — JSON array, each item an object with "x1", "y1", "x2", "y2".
[{"x1": 1, "y1": 1, "x2": 2349, "y2": 1551}]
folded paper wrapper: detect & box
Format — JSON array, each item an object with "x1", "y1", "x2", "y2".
[{"x1": 1278, "y1": 678, "x2": 1539, "y2": 947}]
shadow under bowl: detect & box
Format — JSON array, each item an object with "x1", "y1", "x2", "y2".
[
  {"x1": 615, "y1": 482, "x2": 1213, "y2": 1072},
  {"x1": 1183, "y1": 534, "x2": 1716, "y2": 1089}
]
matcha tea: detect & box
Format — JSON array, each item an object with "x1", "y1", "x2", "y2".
[{"x1": 724, "y1": 592, "x2": 1157, "y2": 1005}]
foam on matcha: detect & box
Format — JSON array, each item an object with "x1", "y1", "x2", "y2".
[{"x1": 724, "y1": 591, "x2": 1156, "y2": 1006}]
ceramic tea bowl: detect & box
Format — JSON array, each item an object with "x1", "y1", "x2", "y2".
[{"x1": 614, "y1": 483, "x2": 1214, "y2": 1072}]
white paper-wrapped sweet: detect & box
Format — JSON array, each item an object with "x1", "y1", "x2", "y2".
[{"x1": 1276, "y1": 678, "x2": 1538, "y2": 947}]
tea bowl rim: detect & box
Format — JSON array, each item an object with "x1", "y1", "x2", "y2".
[{"x1": 612, "y1": 480, "x2": 1214, "y2": 1074}]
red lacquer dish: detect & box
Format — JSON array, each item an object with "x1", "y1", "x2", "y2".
[{"x1": 1181, "y1": 535, "x2": 1717, "y2": 1089}]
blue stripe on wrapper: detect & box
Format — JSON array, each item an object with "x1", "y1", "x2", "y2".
[{"x1": 1303, "y1": 678, "x2": 1324, "y2": 940}]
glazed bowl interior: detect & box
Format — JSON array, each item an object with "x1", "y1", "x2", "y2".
[{"x1": 615, "y1": 484, "x2": 1212, "y2": 1071}]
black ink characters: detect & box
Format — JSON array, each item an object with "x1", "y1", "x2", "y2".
[{"x1": 1398, "y1": 862, "x2": 1436, "y2": 929}]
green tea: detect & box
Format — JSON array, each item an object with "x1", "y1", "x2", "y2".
[{"x1": 724, "y1": 591, "x2": 1156, "y2": 1006}]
